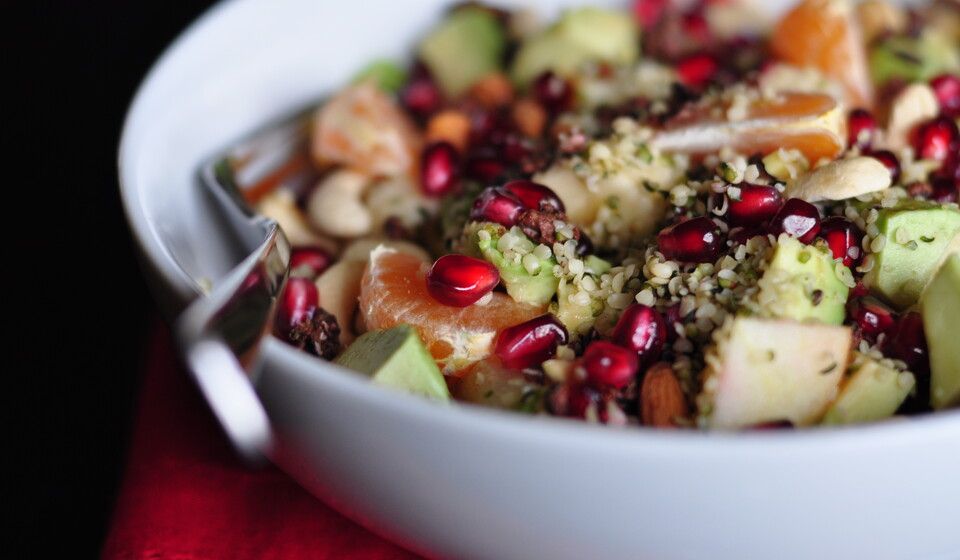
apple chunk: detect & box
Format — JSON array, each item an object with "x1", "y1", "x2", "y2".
[{"x1": 698, "y1": 317, "x2": 853, "y2": 429}]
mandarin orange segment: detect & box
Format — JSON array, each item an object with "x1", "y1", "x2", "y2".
[
  {"x1": 653, "y1": 91, "x2": 845, "y2": 162},
  {"x1": 770, "y1": 0, "x2": 874, "y2": 109},
  {"x1": 359, "y1": 247, "x2": 547, "y2": 373}
]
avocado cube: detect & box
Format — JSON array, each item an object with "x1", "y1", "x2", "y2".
[
  {"x1": 870, "y1": 30, "x2": 960, "y2": 85},
  {"x1": 821, "y1": 353, "x2": 915, "y2": 425},
  {"x1": 922, "y1": 254, "x2": 960, "y2": 409},
  {"x1": 471, "y1": 223, "x2": 559, "y2": 307},
  {"x1": 755, "y1": 236, "x2": 849, "y2": 325},
  {"x1": 336, "y1": 325, "x2": 450, "y2": 401},
  {"x1": 864, "y1": 202, "x2": 960, "y2": 309},
  {"x1": 418, "y1": 8, "x2": 506, "y2": 97}
]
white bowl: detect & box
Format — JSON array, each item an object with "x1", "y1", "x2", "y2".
[{"x1": 120, "y1": 1, "x2": 960, "y2": 558}]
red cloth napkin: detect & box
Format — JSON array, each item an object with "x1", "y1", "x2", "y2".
[{"x1": 102, "y1": 324, "x2": 421, "y2": 559}]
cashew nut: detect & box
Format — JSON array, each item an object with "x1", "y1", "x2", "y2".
[
  {"x1": 341, "y1": 237, "x2": 430, "y2": 264},
  {"x1": 314, "y1": 259, "x2": 366, "y2": 345},
  {"x1": 856, "y1": 0, "x2": 907, "y2": 45},
  {"x1": 786, "y1": 157, "x2": 891, "y2": 202},
  {"x1": 307, "y1": 169, "x2": 372, "y2": 238},
  {"x1": 255, "y1": 189, "x2": 338, "y2": 252},
  {"x1": 884, "y1": 83, "x2": 940, "y2": 152},
  {"x1": 533, "y1": 164, "x2": 600, "y2": 226},
  {"x1": 364, "y1": 176, "x2": 438, "y2": 234}
]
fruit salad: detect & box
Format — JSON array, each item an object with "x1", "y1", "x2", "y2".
[{"x1": 250, "y1": 0, "x2": 960, "y2": 430}]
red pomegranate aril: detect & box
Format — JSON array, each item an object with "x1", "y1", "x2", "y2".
[
  {"x1": 930, "y1": 73, "x2": 960, "y2": 117},
  {"x1": 611, "y1": 304, "x2": 667, "y2": 367},
  {"x1": 913, "y1": 116, "x2": 959, "y2": 162},
  {"x1": 580, "y1": 340, "x2": 640, "y2": 389},
  {"x1": 471, "y1": 186, "x2": 525, "y2": 227},
  {"x1": 869, "y1": 150, "x2": 901, "y2": 184},
  {"x1": 289, "y1": 247, "x2": 333, "y2": 278},
  {"x1": 676, "y1": 53, "x2": 718, "y2": 89},
  {"x1": 819, "y1": 217, "x2": 864, "y2": 266},
  {"x1": 681, "y1": 11, "x2": 711, "y2": 44},
  {"x1": 658, "y1": 216, "x2": 723, "y2": 263},
  {"x1": 847, "y1": 296, "x2": 896, "y2": 339},
  {"x1": 566, "y1": 383, "x2": 603, "y2": 419},
  {"x1": 495, "y1": 314, "x2": 569, "y2": 370},
  {"x1": 726, "y1": 183, "x2": 783, "y2": 226},
  {"x1": 420, "y1": 141, "x2": 460, "y2": 197},
  {"x1": 464, "y1": 154, "x2": 506, "y2": 182},
  {"x1": 533, "y1": 71, "x2": 574, "y2": 114},
  {"x1": 502, "y1": 179, "x2": 565, "y2": 212},
  {"x1": 426, "y1": 254, "x2": 500, "y2": 307},
  {"x1": 632, "y1": 0, "x2": 668, "y2": 30},
  {"x1": 276, "y1": 277, "x2": 319, "y2": 338},
  {"x1": 400, "y1": 67, "x2": 442, "y2": 117},
  {"x1": 931, "y1": 175, "x2": 959, "y2": 203},
  {"x1": 768, "y1": 198, "x2": 821, "y2": 244},
  {"x1": 884, "y1": 311, "x2": 930, "y2": 376},
  {"x1": 847, "y1": 108, "x2": 877, "y2": 148}
]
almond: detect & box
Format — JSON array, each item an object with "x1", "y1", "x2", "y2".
[{"x1": 640, "y1": 362, "x2": 689, "y2": 428}]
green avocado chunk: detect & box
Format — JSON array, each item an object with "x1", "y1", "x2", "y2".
[
  {"x1": 335, "y1": 325, "x2": 450, "y2": 401},
  {"x1": 864, "y1": 201, "x2": 960, "y2": 309},
  {"x1": 552, "y1": 280, "x2": 603, "y2": 337},
  {"x1": 511, "y1": 7, "x2": 639, "y2": 86},
  {"x1": 869, "y1": 30, "x2": 960, "y2": 85},
  {"x1": 922, "y1": 254, "x2": 960, "y2": 409},
  {"x1": 754, "y1": 236, "x2": 849, "y2": 325},
  {"x1": 418, "y1": 8, "x2": 506, "y2": 97},
  {"x1": 351, "y1": 59, "x2": 407, "y2": 93},
  {"x1": 470, "y1": 223, "x2": 559, "y2": 307},
  {"x1": 822, "y1": 353, "x2": 915, "y2": 425}
]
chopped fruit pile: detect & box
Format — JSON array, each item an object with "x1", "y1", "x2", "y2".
[{"x1": 244, "y1": 0, "x2": 960, "y2": 430}]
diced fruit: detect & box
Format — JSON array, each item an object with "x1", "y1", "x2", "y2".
[
  {"x1": 494, "y1": 314, "x2": 568, "y2": 370},
  {"x1": 580, "y1": 341, "x2": 639, "y2": 390},
  {"x1": 847, "y1": 108, "x2": 876, "y2": 148},
  {"x1": 821, "y1": 353, "x2": 915, "y2": 425},
  {"x1": 400, "y1": 67, "x2": 443, "y2": 117},
  {"x1": 418, "y1": 7, "x2": 506, "y2": 97},
  {"x1": 770, "y1": 0, "x2": 873, "y2": 108},
  {"x1": 610, "y1": 304, "x2": 667, "y2": 368},
  {"x1": 652, "y1": 91, "x2": 845, "y2": 162},
  {"x1": 913, "y1": 116, "x2": 959, "y2": 163},
  {"x1": 456, "y1": 360, "x2": 538, "y2": 409},
  {"x1": 921, "y1": 254, "x2": 960, "y2": 408},
  {"x1": 360, "y1": 246, "x2": 545, "y2": 373},
  {"x1": 426, "y1": 254, "x2": 500, "y2": 308},
  {"x1": 863, "y1": 201, "x2": 960, "y2": 309},
  {"x1": 754, "y1": 236, "x2": 850, "y2": 325},
  {"x1": 511, "y1": 7, "x2": 639, "y2": 86},
  {"x1": 676, "y1": 53, "x2": 718, "y2": 89},
  {"x1": 502, "y1": 180, "x2": 564, "y2": 213},
  {"x1": 335, "y1": 325, "x2": 450, "y2": 401},
  {"x1": 351, "y1": 59, "x2": 407, "y2": 93},
  {"x1": 869, "y1": 30, "x2": 960, "y2": 86},
  {"x1": 883, "y1": 311, "x2": 930, "y2": 377},
  {"x1": 930, "y1": 74, "x2": 960, "y2": 117},
  {"x1": 470, "y1": 223, "x2": 559, "y2": 306},
  {"x1": 819, "y1": 217, "x2": 864, "y2": 267},
  {"x1": 470, "y1": 186, "x2": 525, "y2": 227},
  {"x1": 312, "y1": 83, "x2": 421, "y2": 177},
  {"x1": 768, "y1": 198, "x2": 821, "y2": 244},
  {"x1": 726, "y1": 184, "x2": 782, "y2": 227},
  {"x1": 658, "y1": 216, "x2": 722, "y2": 264},
  {"x1": 847, "y1": 296, "x2": 896, "y2": 341},
  {"x1": 698, "y1": 317, "x2": 853, "y2": 429},
  {"x1": 420, "y1": 141, "x2": 460, "y2": 196}
]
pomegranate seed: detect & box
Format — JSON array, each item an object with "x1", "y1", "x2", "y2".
[
  {"x1": 868, "y1": 150, "x2": 901, "y2": 184},
  {"x1": 847, "y1": 297, "x2": 896, "y2": 340},
  {"x1": 819, "y1": 217, "x2": 864, "y2": 266},
  {"x1": 566, "y1": 383, "x2": 603, "y2": 419},
  {"x1": 575, "y1": 233, "x2": 594, "y2": 257},
  {"x1": 494, "y1": 314, "x2": 569, "y2": 370},
  {"x1": 681, "y1": 12, "x2": 711, "y2": 44},
  {"x1": 657, "y1": 216, "x2": 723, "y2": 263},
  {"x1": 768, "y1": 198, "x2": 821, "y2": 244},
  {"x1": 913, "y1": 116, "x2": 959, "y2": 162},
  {"x1": 400, "y1": 66, "x2": 442, "y2": 117},
  {"x1": 276, "y1": 277, "x2": 319, "y2": 338},
  {"x1": 847, "y1": 108, "x2": 877, "y2": 148},
  {"x1": 676, "y1": 53, "x2": 718, "y2": 89},
  {"x1": 929, "y1": 74, "x2": 960, "y2": 117},
  {"x1": 580, "y1": 341, "x2": 640, "y2": 389},
  {"x1": 470, "y1": 186, "x2": 525, "y2": 227},
  {"x1": 884, "y1": 311, "x2": 930, "y2": 376},
  {"x1": 289, "y1": 247, "x2": 333, "y2": 278},
  {"x1": 726, "y1": 183, "x2": 783, "y2": 227},
  {"x1": 931, "y1": 175, "x2": 959, "y2": 203},
  {"x1": 611, "y1": 304, "x2": 667, "y2": 367},
  {"x1": 632, "y1": 0, "x2": 668, "y2": 29},
  {"x1": 420, "y1": 141, "x2": 460, "y2": 197},
  {"x1": 532, "y1": 71, "x2": 573, "y2": 114},
  {"x1": 850, "y1": 281, "x2": 869, "y2": 298},
  {"x1": 426, "y1": 254, "x2": 499, "y2": 307},
  {"x1": 464, "y1": 154, "x2": 506, "y2": 182},
  {"x1": 502, "y1": 179, "x2": 565, "y2": 212},
  {"x1": 501, "y1": 133, "x2": 533, "y2": 164}
]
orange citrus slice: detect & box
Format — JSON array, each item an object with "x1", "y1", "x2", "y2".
[
  {"x1": 651, "y1": 90, "x2": 846, "y2": 162},
  {"x1": 359, "y1": 246, "x2": 546, "y2": 373},
  {"x1": 311, "y1": 83, "x2": 422, "y2": 177},
  {"x1": 770, "y1": 0, "x2": 874, "y2": 109}
]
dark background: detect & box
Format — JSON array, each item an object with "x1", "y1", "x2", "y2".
[{"x1": 14, "y1": 1, "x2": 216, "y2": 555}]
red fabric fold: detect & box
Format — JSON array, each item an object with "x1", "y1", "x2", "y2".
[{"x1": 102, "y1": 324, "x2": 420, "y2": 559}]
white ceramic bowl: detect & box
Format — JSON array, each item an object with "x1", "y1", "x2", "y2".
[{"x1": 120, "y1": 1, "x2": 960, "y2": 558}]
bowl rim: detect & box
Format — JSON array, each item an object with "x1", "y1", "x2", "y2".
[{"x1": 118, "y1": 0, "x2": 960, "y2": 454}]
